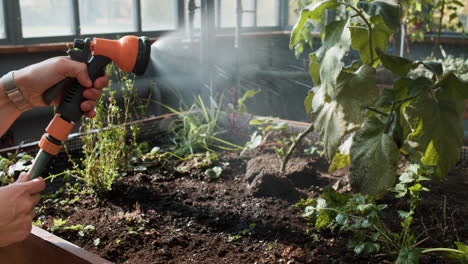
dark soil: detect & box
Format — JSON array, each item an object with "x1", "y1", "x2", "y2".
[{"x1": 35, "y1": 148, "x2": 468, "y2": 264}]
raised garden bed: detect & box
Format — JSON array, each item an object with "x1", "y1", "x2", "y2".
[{"x1": 1, "y1": 114, "x2": 467, "y2": 263}]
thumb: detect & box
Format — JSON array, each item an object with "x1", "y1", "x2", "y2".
[
  {"x1": 16, "y1": 172, "x2": 30, "y2": 183},
  {"x1": 22, "y1": 177, "x2": 46, "y2": 195}
]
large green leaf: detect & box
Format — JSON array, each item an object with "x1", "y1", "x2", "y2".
[
  {"x1": 357, "y1": 0, "x2": 401, "y2": 30},
  {"x1": 310, "y1": 87, "x2": 348, "y2": 159},
  {"x1": 425, "y1": 73, "x2": 468, "y2": 178},
  {"x1": 316, "y1": 19, "x2": 352, "y2": 97},
  {"x1": 350, "y1": 17, "x2": 393, "y2": 67},
  {"x1": 403, "y1": 73, "x2": 468, "y2": 179},
  {"x1": 349, "y1": 116, "x2": 399, "y2": 195},
  {"x1": 377, "y1": 49, "x2": 416, "y2": 77},
  {"x1": 335, "y1": 65, "x2": 378, "y2": 123},
  {"x1": 311, "y1": 65, "x2": 378, "y2": 159},
  {"x1": 290, "y1": 0, "x2": 340, "y2": 49}
]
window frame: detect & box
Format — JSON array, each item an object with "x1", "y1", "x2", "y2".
[{"x1": 1, "y1": 0, "x2": 186, "y2": 46}]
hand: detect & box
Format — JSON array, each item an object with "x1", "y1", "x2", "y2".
[
  {"x1": 0, "y1": 173, "x2": 45, "y2": 247},
  {"x1": 13, "y1": 56, "x2": 109, "y2": 118}
]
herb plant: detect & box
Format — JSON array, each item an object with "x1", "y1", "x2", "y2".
[
  {"x1": 77, "y1": 64, "x2": 146, "y2": 195},
  {"x1": 288, "y1": 0, "x2": 468, "y2": 194}
]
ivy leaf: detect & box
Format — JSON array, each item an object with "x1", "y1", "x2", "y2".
[
  {"x1": 290, "y1": 0, "x2": 340, "y2": 49},
  {"x1": 349, "y1": 116, "x2": 399, "y2": 195},
  {"x1": 447, "y1": 242, "x2": 468, "y2": 263},
  {"x1": 350, "y1": 17, "x2": 394, "y2": 67},
  {"x1": 396, "y1": 247, "x2": 422, "y2": 264},
  {"x1": 357, "y1": 0, "x2": 401, "y2": 31},
  {"x1": 377, "y1": 49, "x2": 416, "y2": 77}
]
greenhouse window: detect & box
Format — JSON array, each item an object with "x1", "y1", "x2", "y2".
[
  {"x1": 0, "y1": 0, "x2": 5, "y2": 39},
  {"x1": 19, "y1": 0, "x2": 74, "y2": 38},
  {"x1": 79, "y1": 0, "x2": 136, "y2": 34}
]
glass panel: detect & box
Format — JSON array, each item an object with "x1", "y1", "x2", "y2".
[
  {"x1": 186, "y1": 0, "x2": 200, "y2": 29},
  {"x1": 257, "y1": 0, "x2": 279, "y2": 27},
  {"x1": 19, "y1": 0, "x2": 74, "y2": 38},
  {"x1": 79, "y1": 0, "x2": 135, "y2": 34},
  {"x1": 220, "y1": 0, "x2": 255, "y2": 28},
  {"x1": 0, "y1": 1, "x2": 5, "y2": 38},
  {"x1": 141, "y1": 0, "x2": 177, "y2": 31}
]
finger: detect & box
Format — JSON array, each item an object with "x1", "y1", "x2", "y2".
[
  {"x1": 30, "y1": 193, "x2": 41, "y2": 206},
  {"x1": 16, "y1": 173, "x2": 30, "y2": 183},
  {"x1": 80, "y1": 101, "x2": 96, "y2": 112},
  {"x1": 24, "y1": 178, "x2": 46, "y2": 195},
  {"x1": 93, "y1": 74, "x2": 110, "y2": 89},
  {"x1": 83, "y1": 110, "x2": 97, "y2": 119},
  {"x1": 82, "y1": 88, "x2": 102, "y2": 101},
  {"x1": 56, "y1": 58, "x2": 92, "y2": 88}
]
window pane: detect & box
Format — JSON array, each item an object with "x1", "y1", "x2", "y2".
[
  {"x1": 257, "y1": 0, "x2": 279, "y2": 27},
  {"x1": 141, "y1": 0, "x2": 177, "y2": 31},
  {"x1": 0, "y1": 1, "x2": 5, "y2": 38},
  {"x1": 20, "y1": 0, "x2": 73, "y2": 38},
  {"x1": 220, "y1": 0, "x2": 255, "y2": 28},
  {"x1": 79, "y1": 0, "x2": 135, "y2": 34},
  {"x1": 185, "y1": 0, "x2": 200, "y2": 29}
]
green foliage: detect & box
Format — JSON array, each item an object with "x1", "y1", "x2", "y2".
[
  {"x1": 298, "y1": 163, "x2": 466, "y2": 263},
  {"x1": 77, "y1": 64, "x2": 146, "y2": 196},
  {"x1": 446, "y1": 242, "x2": 468, "y2": 263},
  {"x1": 0, "y1": 152, "x2": 33, "y2": 185},
  {"x1": 242, "y1": 117, "x2": 289, "y2": 155},
  {"x1": 290, "y1": 0, "x2": 468, "y2": 193},
  {"x1": 400, "y1": 0, "x2": 465, "y2": 41}
]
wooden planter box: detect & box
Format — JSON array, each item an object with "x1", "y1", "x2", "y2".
[{"x1": 0, "y1": 226, "x2": 112, "y2": 264}]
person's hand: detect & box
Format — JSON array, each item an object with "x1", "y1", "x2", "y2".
[
  {"x1": 0, "y1": 173, "x2": 45, "y2": 247},
  {"x1": 13, "y1": 56, "x2": 109, "y2": 118}
]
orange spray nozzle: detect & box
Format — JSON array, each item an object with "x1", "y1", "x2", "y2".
[{"x1": 89, "y1": 36, "x2": 151, "y2": 75}]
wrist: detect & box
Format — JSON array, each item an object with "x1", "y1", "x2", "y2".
[
  {"x1": 0, "y1": 71, "x2": 33, "y2": 112},
  {"x1": 0, "y1": 77, "x2": 22, "y2": 116}
]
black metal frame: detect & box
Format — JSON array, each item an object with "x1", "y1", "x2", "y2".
[
  {"x1": 0, "y1": 0, "x2": 185, "y2": 46},
  {"x1": 0, "y1": 0, "x2": 301, "y2": 46}
]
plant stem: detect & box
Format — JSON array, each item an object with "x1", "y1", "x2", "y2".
[
  {"x1": 365, "y1": 107, "x2": 389, "y2": 117},
  {"x1": 421, "y1": 248, "x2": 466, "y2": 255},
  {"x1": 337, "y1": 1, "x2": 374, "y2": 63},
  {"x1": 280, "y1": 122, "x2": 314, "y2": 173},
  {"x1": 384, "y1": 103, "x2": 396, "y2": 134}
]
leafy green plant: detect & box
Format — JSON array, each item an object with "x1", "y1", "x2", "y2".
[
  {"x1": 297, "y1": 163, "x2": 467, "y2": 263},
  {"x1": 241, "y1": 117, "x2": 289, "y2": 156},
  {"x1": 0, "y1": 152, "x2": 33, "y2": 185},
  {"x1": 288, "y1": 0, "x2": 468, "y2": 194},
  {"x1": 400, "y1": 0, "x2": 465, "y2": 42},
  {"x1": 165, "y1": 95, "x2": 241, "y2": 157}
]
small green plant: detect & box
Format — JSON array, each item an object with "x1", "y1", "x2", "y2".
[
  {"x1": 227, "y1": 223, "x2": 257, "y2": 243},
  {"x1": 76, "y1": 64, "x2": 146, "y2": 195},
  {"x1": 165, "y1": 95, "x2": 240, "y2": 156},
  {"x1": 241, "y1": 117, "x2": 289, "y2": 156},
  {"x1": 297, "y1": 163, "x2": 468, "y2": 263},
  {"x1": 0, "y1": 152, "x2": 33, "y2": 185}
]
